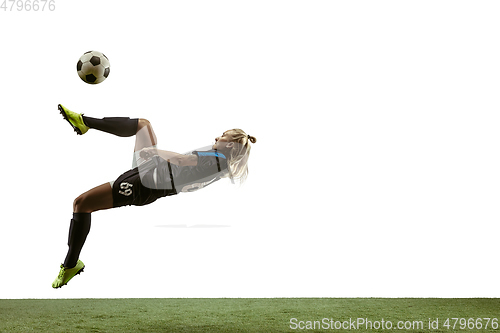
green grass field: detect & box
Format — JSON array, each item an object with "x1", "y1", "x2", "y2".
[{"x1": 0, "y1": 298, "x2": 498, "y2": 332}]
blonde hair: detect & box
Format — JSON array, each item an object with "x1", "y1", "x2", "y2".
[{"x1": 223, "y1": 129, "x2": 257, "y2": 184}]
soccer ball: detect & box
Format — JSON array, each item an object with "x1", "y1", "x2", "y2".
[{"x1": 76, "y1": 51, "x2": 110, "y2": 84}]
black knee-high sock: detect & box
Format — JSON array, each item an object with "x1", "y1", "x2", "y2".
[
  {"x1": 82, "y1": 116, "x2": 138, "y2": 137},
  {"x1": 63, "y1": 213, "x2": 91, "y2": 268}
]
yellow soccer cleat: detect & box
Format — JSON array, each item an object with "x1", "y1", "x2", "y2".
[
  {"x1": 58, "y1": 104, "x2": 89, "y2": 135},
  {"x1": 52, "y1": 260, "x2": 85, "y2": 289}
]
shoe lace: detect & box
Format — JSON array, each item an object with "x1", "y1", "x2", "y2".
[{"x1": 58, "y1": 266, "x2": 66, "y2": 279}]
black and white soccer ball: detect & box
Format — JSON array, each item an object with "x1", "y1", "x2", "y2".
[{"x1": 76, "y1": 51, "x2": 110, "y2": 84}]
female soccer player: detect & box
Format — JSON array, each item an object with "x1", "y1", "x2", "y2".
[{"x1": 52, "y1": 104, "x2": 257, "y2": 288}]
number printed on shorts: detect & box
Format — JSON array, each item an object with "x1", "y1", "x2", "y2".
[{"x1": 119, "y1": 182, "x2": 133, "y2": 196}]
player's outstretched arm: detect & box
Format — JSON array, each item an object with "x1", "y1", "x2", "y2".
[{"x1": 140, "y1": 147, "x2": 198, "y2": 166}]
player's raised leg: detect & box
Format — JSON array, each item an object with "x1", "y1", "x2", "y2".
[
  {"x1": 58, "y1": 105, "x2": 157, "y2": 150},
  {"x1": 130, "y1": 119, "x2": 159, "y2": 168},
  {"x1": 58, "y1": 104, "x2": 139, "y2": 137},
  {"x1": 134, "y1": 118, "x2": 157, "y2": 152}
]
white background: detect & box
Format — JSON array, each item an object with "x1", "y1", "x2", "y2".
[{"x1": 0, "y1": 1, "x2": 499, "y2": 299}]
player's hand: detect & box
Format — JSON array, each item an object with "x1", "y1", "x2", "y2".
[{"x1": 139, "y1": 147, "x2": 156, "y2": 159}]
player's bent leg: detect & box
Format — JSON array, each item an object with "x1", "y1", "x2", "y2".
[
  {"x1": 53, "y1": 183, "x2": 114, "y2": 289},
  {"x1": 134, "y1": 118, "x2": 158, "y2": 152},
  {"x1": 73, "y1": 183, "x2": 114, "y2": 213}
]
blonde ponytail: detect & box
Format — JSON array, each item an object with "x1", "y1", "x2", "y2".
[{"x1": 224, "y1": 129, "x2": 256, "y2": 184}]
